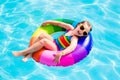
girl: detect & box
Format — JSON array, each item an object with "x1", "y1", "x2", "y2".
[{"x1": 12, "y1": 20, "x2": 92, "y2": 64}]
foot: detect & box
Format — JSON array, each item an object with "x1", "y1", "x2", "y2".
[
  {"x1": 12, "y1": 51, "x2": 24, "y2": 57},
  {"x1": 22, "y1": 57, "x2": 28, "y2": 62},
  {"x1": 22, "y1": 53, "x2": 32, "y2": 62}
]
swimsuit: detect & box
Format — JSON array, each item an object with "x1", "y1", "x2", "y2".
[
  {"x1": 54, "y1": 32, "x2": 72, "y2": 50},
  {"x1": 53, "y1": 19, "x2": 80, "y2": 50}
]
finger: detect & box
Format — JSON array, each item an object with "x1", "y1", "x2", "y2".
[
  {"x1": 53, "y1": 58, "x2": 56, "y2": 62},
  {"x1": 54, "y1": 60, "x2": 58, "y2": 64},
  {"x1": 58, "y1": 58, "x2": 60, "y2": 64},
  {"x1": 41, "y1": 24, "x2": 44, "y2": 26},
  {"x1": 54, "y1": 58, "x2": 59, "y2": 64},
  {"x1": 53, "y1": 58, "x2": 57, "y2": 63},
  {"x1": 53, "y1": 54, "x2": 56, "y2": 57}
]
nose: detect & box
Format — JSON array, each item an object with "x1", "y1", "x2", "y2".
[{"x1": 77, "y1": 30, "x2": 82, "y2": 35}]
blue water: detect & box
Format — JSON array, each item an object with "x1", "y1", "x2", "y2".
[{"x1": 0, "y1": 0, "x2": 120, "y2": 80}]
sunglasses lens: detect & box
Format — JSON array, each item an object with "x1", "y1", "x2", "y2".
[
  {"x1": 80, "y1": 26, "x2": 84, "y2": 30},
  {"x1": 83, "y1": 31, "x2": 87, "y2": 36}
]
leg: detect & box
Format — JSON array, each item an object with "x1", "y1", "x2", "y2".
[
  {"x1": 33, "y1": 32, "x2": 53, "y2": 44},
  {"x1": 23, "y1": 32, "x2": 53, "y2": 58},
  {"x1": 13, "y1": 32, "x2": 53, "y2": 56},
  {"x1": 22, "y1": 32, "x2": 54, "y2": 61},
  {"x1": 12, "y1": 38, "x2": 57, "y2": 56}
]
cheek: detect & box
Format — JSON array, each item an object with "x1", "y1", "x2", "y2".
[
  {"x1": 78, "y1": 30, "x2": 83, "y2": 36},
  {"x1": 76, "y1": 26, "x2": 80, "y2": 30}
]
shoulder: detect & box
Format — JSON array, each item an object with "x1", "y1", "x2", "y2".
[
  {"x1": 70, "y1": 36, "x2": 78, "y2": 45},
  {"x1": 71, "y1": 36, "x2": 78, "y2": 41}
]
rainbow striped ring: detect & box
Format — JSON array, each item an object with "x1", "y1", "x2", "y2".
[{"x1": 30, "y1": 19, "x2": 93, "y2": 67}]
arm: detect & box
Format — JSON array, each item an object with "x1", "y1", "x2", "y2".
[
  {"x1": 61, "y1": 36, "x2": 78, "y2": 55},
  {"x1": 54, "y1": 36, "x2": 78, "y2": 64},
  {"x1": 42, "y1": 20, "x2": 74, "y2": 30}
]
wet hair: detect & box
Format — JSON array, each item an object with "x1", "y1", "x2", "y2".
[{"x1": 76, "y1": 21, "x2": 92, "y2": 31}]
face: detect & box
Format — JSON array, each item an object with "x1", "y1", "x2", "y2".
[{"x1": 73, "y1": 21, "x2": 91, "y2": 36}]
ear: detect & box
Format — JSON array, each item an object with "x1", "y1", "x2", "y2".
[{"x1": 90, "y1": 27, "x2": 92, "y2": 31}]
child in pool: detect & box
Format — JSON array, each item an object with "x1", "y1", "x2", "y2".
[{"x1": 12, "y1": 20, "x2": 92, "y2": 64}]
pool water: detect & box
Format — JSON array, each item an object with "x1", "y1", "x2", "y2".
[{"x1": 0, "y1": 0, "x2": 120, "y2": 80}]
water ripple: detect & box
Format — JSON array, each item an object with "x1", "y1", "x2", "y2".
[{"x1": 0, "y1": 0, "x2": 120, "y2": 80}]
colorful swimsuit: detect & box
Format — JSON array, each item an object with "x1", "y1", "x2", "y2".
[
  {"x1": 53, "y1": 19, "x2": 80, "y2": 50},
  {"x1": 54, "y1": 32, "x2": 72, "y2": 50}
]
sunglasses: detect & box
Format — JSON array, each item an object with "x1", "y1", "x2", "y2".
[{"x1": 79, "y1": 24, "x2": 88, "y2": 36}]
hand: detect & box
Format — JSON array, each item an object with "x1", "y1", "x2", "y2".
[
  {"x1": 53, "y1": 52, "x2": 63, "y2": 64},
  {"x1": 41, "y1": 21, "x2": 50, "y2": 27},
  {"x1": 41, "y1": 22, "x2": 46, "y2": 27}
]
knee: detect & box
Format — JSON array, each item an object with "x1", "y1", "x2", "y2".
[
  {"x1": 38, "y1": 33, "x2": 46, "y2": 39},
  {"x1": 40, "y1": 33, "x2": 48, "y2": 38},
  {"x1": 40, "y1": 32, "x2": 45, "y2": 36},
  {"x1": 41, "y1": 32, "x2": 47, "y2": 36}
]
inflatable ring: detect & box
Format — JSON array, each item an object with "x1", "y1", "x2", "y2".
[{"x1": 30, "y1": 19, "x2": 93, "y2": 67}]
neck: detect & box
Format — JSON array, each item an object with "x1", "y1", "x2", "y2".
[{"x1": 65, "y1": 30, "x2": 74, "y2": 36}]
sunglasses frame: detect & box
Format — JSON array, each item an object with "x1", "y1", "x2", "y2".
[{"x1": 79, "y1": 24, "x2": 88, "y2": 36}]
